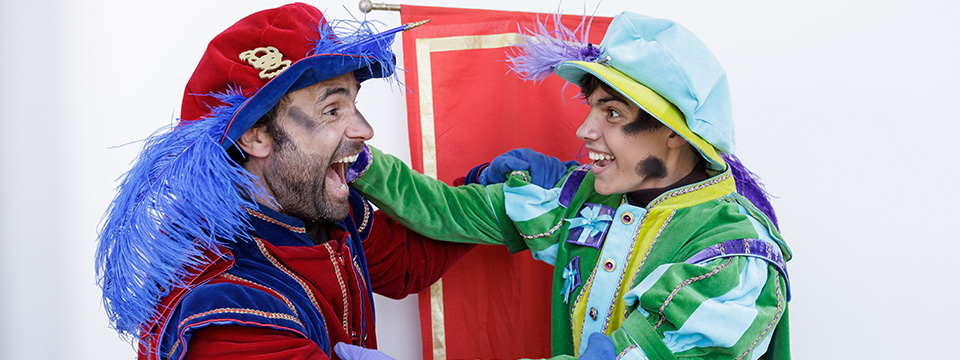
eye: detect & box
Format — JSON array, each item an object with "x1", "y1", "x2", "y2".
[
  {"x1": 323, "y1": 107, "x2": 339, "y2": 117},
  {"x1": 607, "y1": 108, "x2": 621, "y2": 119}
]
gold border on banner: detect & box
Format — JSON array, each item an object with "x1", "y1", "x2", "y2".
[{"x1": 414, "y1": 32, "x2": 523, "y2": 360}]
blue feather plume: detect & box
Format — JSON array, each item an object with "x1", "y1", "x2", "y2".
[
  {"x1": 97, "y1": 13, "x2": 409, "y2": 343},
  {"x1": 311, "y1": 10, "x2": 403, "y2": 86},
  {"x1": 506, "y1": 12, "x2": 603, "y2": 83},
  {"x1": 96, "y1": 88, "x2": 272, "y2": 341}
]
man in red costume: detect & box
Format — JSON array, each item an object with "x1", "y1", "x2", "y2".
[{"x1": 96, "y1": 3, "x2": 472, "y2": 359}]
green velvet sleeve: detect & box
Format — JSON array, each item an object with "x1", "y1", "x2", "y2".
[{"x1": 350, "y1": 145, "x2": 523, "y2": 249}]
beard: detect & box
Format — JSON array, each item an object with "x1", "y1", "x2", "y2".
[{"x1": 263, "y1": 136, "x2": 353, "y2": 224}]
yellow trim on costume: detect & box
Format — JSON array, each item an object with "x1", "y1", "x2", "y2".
[
  {"x1": 571, "y1": 172, "x2": 736, "y2": 351},
  {"x1": 608, "y1": 210, "x2": 675, "y2": 332},
  {"x1": 562, "y1": 61, "x2": 726, "y2": 170},
  {"x1": 570, "y1": 265, "x2": 596, "y2": 352},
  {"x1": 414, "y1": 32, "x2": 524, "y2": 360},
  {"x1": 650, "y1": 172, "x2": 736, "y2": 211}
]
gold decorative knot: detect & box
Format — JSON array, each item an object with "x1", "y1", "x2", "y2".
[{"x1": 239, "y1": 46, "x2": 292, "y2": 79}]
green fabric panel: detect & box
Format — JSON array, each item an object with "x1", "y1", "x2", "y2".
[
  {"x1": 613, "y1": 311, "x2": 677, "y2": 359},
  {"x1": 354, "y1": 146, "x2": 792, "y2": 359},
  {"x1": 760, "y1": 303, "x2": 790, "y2": 360},
  {"x1": 506, "y1": 175, "x2": 567, "y2": 253},
  {"x1": 545, "y1": 178, "x2": 621, "y2": 358},
  {"x1": 637, "y1": 258, "x2": 745, "y2": 334},
  {"x1": 351, "y1": 146, "x2": 520, "y2": 247},
  {"x1": 627, "y1": 196, "x2": 765, "y2": 289},
  {"x1": 729, "y1": 193, "x2": 790, "y2": 260},
  {"x1": 721, "y1": 268, "x2": 790, "y2": 360},
  {"x1": 646, "y1": 258, "x2": 788, "y2": 359}
]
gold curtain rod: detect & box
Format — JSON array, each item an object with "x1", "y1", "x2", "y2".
[{"x1": 358, "y1": 0, "x2": 401, "y2": 13}]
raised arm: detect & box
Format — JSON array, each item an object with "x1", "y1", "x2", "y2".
[{"x1": 348, "y1": 145, "x2": 522, "y2": 248}]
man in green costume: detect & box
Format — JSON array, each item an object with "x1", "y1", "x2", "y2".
[{"x1": 343, "y1": 11, "x2": 791, "y2": 360}]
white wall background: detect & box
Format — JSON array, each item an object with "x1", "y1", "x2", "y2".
[{"x1": 0, "y1": 0, "x2": 957, "y2": 359}]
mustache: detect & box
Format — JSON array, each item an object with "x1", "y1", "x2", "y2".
[{"x1": 328, "y1": 141, "x2": 365, "y2": 163}]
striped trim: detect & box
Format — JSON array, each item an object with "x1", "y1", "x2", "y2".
[
  {"x1": 617, "y1": 344, "x2": 641, "y2": 360},
  {"x1": 176, "y1": 307, "x2": 303, "y2": 329},
  {"x1": 519, "y1": 217, "x2": 566, "y2": 240},
  {"x1": 245, "y1": 207, "x2": 307, "y2": 233},
  {"x1": 623, "y1": 173, "x2": 731, "y2": 297},
  {"x1": 648, "y1": 173, "x2": 731, "y2": 209},
  {"x1": 350, "y1": 255, "x2": 368, "y2": 343},
  {"x1": 254, "y1": 238, "x2": 324, "y2": 316},
  {"x1": 653, "y1": 257, "x2": 734, "y2": 330},
  {"x1": 351, "y1": 256, "x2": 368, "y2": 294},
  {"x1": 617, "y1": 210, "x2": 676, "y2": 328},
  {"x1": 170, "y1": 307, "x2": 304, "y2": 356},
  {"x1": 356, "y1": 198, "x2": 371, "y2": 234},
  {"x1": 219, "y1": 272, "x2": 299, "y2": 316},
  {"x1": 735, "y1": 272, "x2": 784, "y2": 360},
  {"x1": 323, "y1": 242, "x2": 351, "y2": 333},
  {"x1": 509, "y1": 170, "x2": 529, "y2": 182}
]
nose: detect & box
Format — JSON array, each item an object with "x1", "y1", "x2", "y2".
[
  {"x1": 576, "y1": 112, "x2": 601, "y2": 141},
  {"x1": 346, "y1": 108, "x2": 374, "y2": 141}
]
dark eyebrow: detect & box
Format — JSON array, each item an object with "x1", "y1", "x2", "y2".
[
  {"x1": 319, "y1": 86, "x2": 350, "y2": 103},
  {"x1": 595, "y1": 96, "x2": 630, "y2": 107},
  {"x1": 318, "y1": 81, "x2": 361, "y2": 104}
]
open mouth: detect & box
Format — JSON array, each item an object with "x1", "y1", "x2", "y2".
[
  {"x1": 326, "y1": 153, "x2": 360, "y2": 194},
  {"x1": 588, "y1": 151, "x2": 615, "y2": 169}
]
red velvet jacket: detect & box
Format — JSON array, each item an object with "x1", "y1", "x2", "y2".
[{"x1": 138, "y1": 188, "x2": 473, "y2": 360}]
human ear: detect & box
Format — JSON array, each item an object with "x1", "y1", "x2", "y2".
[
  {"x1": 236, "y1": 125, "x2": 273, "y2": 159},
  {"x1": 665, "y1": 130, "x2": 687, "y2": 149}
]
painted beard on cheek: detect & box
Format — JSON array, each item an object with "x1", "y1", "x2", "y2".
[
  {"x1": 636, "y1": 155, "x2": 667, "y2": 179},
  {"x1": 266, "y1": 139, "x2": 351, "y2": 224}
]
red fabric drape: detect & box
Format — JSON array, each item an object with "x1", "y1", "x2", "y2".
[{"x1": 399, "y1": 6, "x2": 611, "y2": 360}]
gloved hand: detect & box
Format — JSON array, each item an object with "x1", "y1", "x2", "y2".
[
  {"x1": 476, "y1": 148, "x2": 578, "y2": 188},
  {"x1": 579, "y1": 332, "x2": 616, "y2": 360},
  {"x1": 333, "y1": 342, "x2": 396, "y2": 360}
]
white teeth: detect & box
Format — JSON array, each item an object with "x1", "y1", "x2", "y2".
[
  {"x1": 588, "y1": 151, "x2": 615, "y2": 161},
  {"x1": 333, "y1": 154, "x2": 359, "y2": 164},
  {"x1": 337, "y1": 184, "x2": 347, "y2": 190}
]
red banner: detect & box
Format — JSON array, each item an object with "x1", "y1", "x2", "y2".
[{"x1": 400, "y1": 6, "x2": 610, "y2": 360}]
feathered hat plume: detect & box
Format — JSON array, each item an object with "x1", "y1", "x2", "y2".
[
  {"x1": 506, "y1": 12, "x2": 603, "y2": 83},
  {"x1": 506, "y1": 11, "x2": 780, "y2": 227},
  {"x1": 97, "y1": 3, "x2": 412, "y2": 342}
]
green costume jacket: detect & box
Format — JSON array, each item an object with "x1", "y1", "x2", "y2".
[{"x1": 351, "y1": 146, "x2": 791, "y2": 360}]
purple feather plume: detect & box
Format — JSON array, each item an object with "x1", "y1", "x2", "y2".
[
  {"x1": 506, "y1": 12, "x2": 603, "y2": 82},
  {"x1": 722, "y1": 153, "x2": 779, "y2": 229}
]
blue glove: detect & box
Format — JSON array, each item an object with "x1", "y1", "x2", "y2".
[
  {"x1": 333, "y1": 342, "x2": 396, "y2": 360},
  {"x1": 579, "y1": 332, "x2": 616, "y2": 360},
  {"x1": 478, "y1": 148, "x2": 579, "y2": 188}
]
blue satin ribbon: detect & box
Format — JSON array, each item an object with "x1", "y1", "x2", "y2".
[
  {"x1": 561, "y1": 256, "x2": 581, "y2": 303},
  {"x1": 565, "y1": 206, "x2": 613, "y2": 244}
]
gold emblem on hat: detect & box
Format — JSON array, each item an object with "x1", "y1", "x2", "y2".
[{"x1": 239, "y1": 46, "x2": 292, "y2": 79}]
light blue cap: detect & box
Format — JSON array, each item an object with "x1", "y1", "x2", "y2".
[{"x1": 555, "y1": 12, "x2": 736, "y2": 160}]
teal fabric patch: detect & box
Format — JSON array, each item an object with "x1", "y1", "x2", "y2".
[{"x1": 504, "y1": 183, "x2": 562, "y2": 222}]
